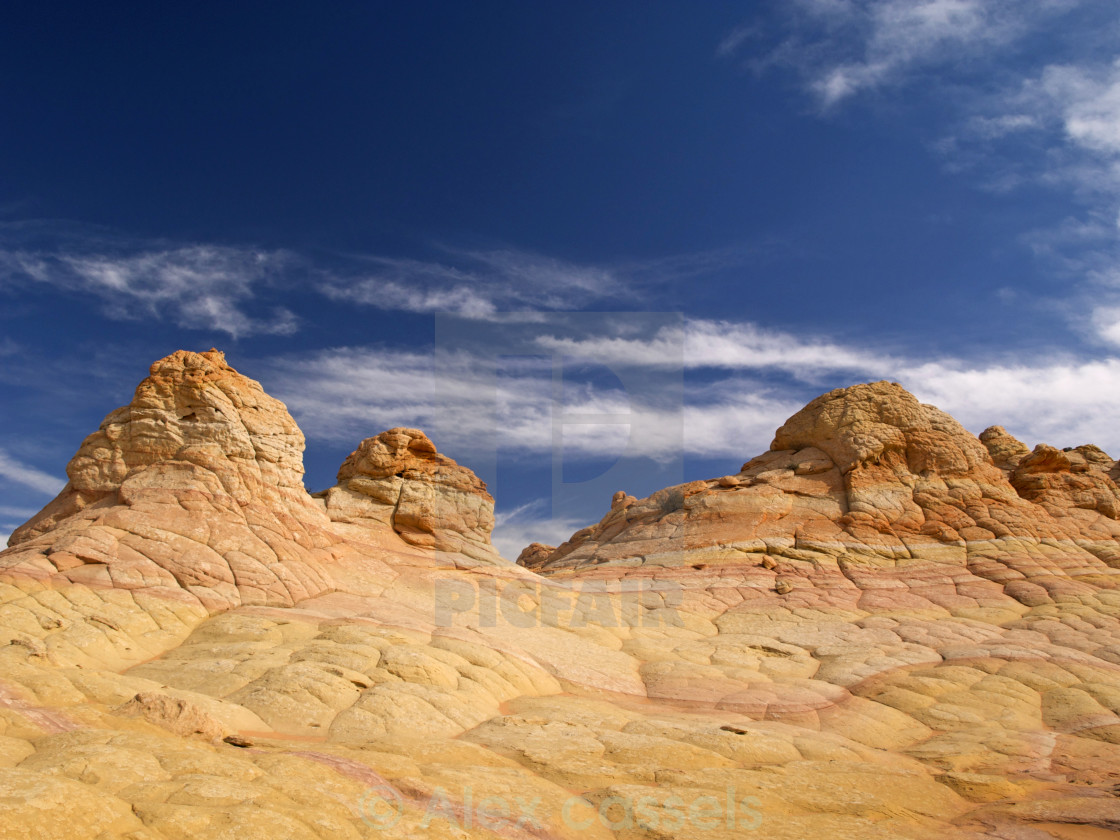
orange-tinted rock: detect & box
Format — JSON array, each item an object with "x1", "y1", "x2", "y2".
[
  {"x1": 980, "y1": 425, "x2": 1031, "y2": 471},
  {"x1": 115, "y1": 692, "x2": 226, "y2": 741},
  {"x1": 3, "y1": 350, "x2": 338, "y2": 616},
  {"x1": 771, "y1": 381, "x2": 993, "y2": 477},
  {"x1": 320, "y1": 427, "x2": 500, "y2": 563},
  {"x1": 12, "y1": 349, "x2": 312, "y2": 545},
  {"x1": 521, "y1": 380, "x2": 1120, "y2": 590},
  {"x1": 4, "y1": 357, "x2": 1120, "y2": 840},
  {"x1": 516, "y1": 541, "x2": 556, "y2": 568},
  {"x1": 1011, "y1": 443, "x2": 1120, "y2": 519}
]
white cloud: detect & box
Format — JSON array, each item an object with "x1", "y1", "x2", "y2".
[
  {"x1": 1091, "y1": 305, "x2": 1120, "y2": 346},
  {"x1": 491, "y1": 500, "x2": 589, "y2": 561},
  {"x1": 321, "y1": 248, "x2": 624, "y2": 318},
  {"x1": 1037, "y1": 59, "x2": 1120, "y2": 156},
  {"x1": 717, "y1": 25, "x2": 757, "y2": 58},
  {"x1": 0, "y1": 532, "x2": 10, "y2": 549},
  {"x1": 536, "y1": 318, "x2": 891, "y2": 376},
  {"x1": 0, "y1": 449, "x2": 65, "y2": 496},
  {"x1": 267, "y1": 346, "x2": 663, "y2": 459},
  {"x1": 731, "y1": 0, "x2": 1078, "y2": 108},
  {"x1": 682, "y1": 390, "x2": 806, "y2": 458},
  {"x1": 0, "y1": 505, "x2": 40, "y2": 519},
  {"x1": 1, "y1": 228, "x2": 755, "y2": 336},
  {"x1": 2, "y1": 245, "x2": 298, "y2": 337},
  {"x1": 966, "y1": 113, "x2": 1041, "y2": 140},
  {"x1": 902, "y1": 357, "x2": 1120, "y2": 451},
  {"x1": 966, "y1": 61, "x2": 1120, "y2": 343},
  {"x1": 261, "y1": 330, "x2": 841, "y2": 464},
  {"x1": 320, "y1": 245, "x2": 757, "y2": 319},
  {"x1": 975, "y1": 58, "x2": 1120, "y2": 199},
  {"x1": 354, "y1": 282, "x2": 500, "y2": 319},
  {"x1": 726, "y1": 3, "x2": 1120, "y2": 351},
  {"x1": 271, "y1": 316, "x2": 1120, "y2": 469}
]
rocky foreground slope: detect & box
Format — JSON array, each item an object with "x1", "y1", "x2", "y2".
[{"x1": 2, "y1": 350, "x2": 1120, "y2": 839}]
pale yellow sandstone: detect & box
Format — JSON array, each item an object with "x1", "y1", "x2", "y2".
[{"x1": 0, "y1": 355, "x2": 1118, "y2": 839}]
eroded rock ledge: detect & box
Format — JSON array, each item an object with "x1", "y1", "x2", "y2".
[
  {"x1": 4, "y1": 353, "x2": 1120, "y2": 840},
  {"x1": 520, "y1": 381, "x2": 1120, "y2": 575},
  {"x1": 2, "y1": 349, "x2": 505, "y2": 626},
  {"x1": 317, "y1": 426, "x2": 500, "y2": 563}
]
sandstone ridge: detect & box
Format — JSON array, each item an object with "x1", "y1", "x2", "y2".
[
  {"x1": 3, "y1": 357, "x2": 1120, "y2": 840},
  {"x1": 521, "y1": 380, "x2": 1120, "y2": 576},
  {"x1": 1, "y1": 350, "x2": 505, "y2": 641}
]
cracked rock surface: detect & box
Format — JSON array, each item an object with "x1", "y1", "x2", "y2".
[{"x1": 3, "y1": 359, "x2": 1120, "y2": 839}]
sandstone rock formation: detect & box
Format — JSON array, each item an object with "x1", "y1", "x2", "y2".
[
  {"x1": 3, "y1": 362, "x2": 1120, "y2": 840},
  {"x1": 523, "y1": 381, "x2": 1120, "y2": 569},
  {"x1": 6, "y1": 348, "x2": 340, "y2": 616},
  {"x1": 515, "y1": 541, "x2": 556, "y2": 567},
  {"x1": 979, "y1": 424, "x2": 1031, "y2": 472},
  {"x1": 318, "y1": 427, "x2": 501, "y2": 564}
]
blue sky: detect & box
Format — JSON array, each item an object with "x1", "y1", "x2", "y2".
[{"x1": 3, "y1": 1, "x2": 1120, "y2": 556}]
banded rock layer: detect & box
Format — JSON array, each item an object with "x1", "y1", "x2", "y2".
[
  {"x1": 1, "y1": 355, "x2": 1119, "y2": 840},
  {"x1": 523, "y1": 381, "x2": 1120, "y2": 578}
]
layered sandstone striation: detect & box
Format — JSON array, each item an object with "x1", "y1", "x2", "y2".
[
  {"x1": 6, "y1": 348, "x2": 339, "y2": 615},
  {"x1": 523, "y1": 381, "x2": 1120, "y2": 571},
  {"x1": 318, "y1": 427, "x2": 501, "y2": 564},
  {"x1": 0, "y1": 350, "x2": 504, "y2": 671},
  {"x1": 3, "y1": 362, "x2": 1120, "y2": 840}
]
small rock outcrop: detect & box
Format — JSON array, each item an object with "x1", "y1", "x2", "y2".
[
  {"x1": 319, "y1": 427, "x2": 500, "y2": 563},
  {"x1": 115, "y1": 692, "x2": 227, "y2": 742},
  {"x1": 770, "y1": 381, "x2": 994, "y2": 477},
  {"x1": 1010, "y1": 443, "x2": 1120, "y2": 519},
  {"x1": 980, "y1": 425, "x2": 1031, "y2": 472},
  {"x1": 515, "y1": 541, "x2": 556, "y2": 568}
]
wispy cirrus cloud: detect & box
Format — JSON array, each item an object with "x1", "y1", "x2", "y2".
[
  {"x1": 950, "y1": 57, "x2": 1120, "y2": 196},
  {"x1": 1, "y1": 242, "x2": 299, "y2": 338},
  {"x1": 318, "y1": 248, "x2": 622, "y2": 318},
  {"x1": 1, "y1": 221, "x2": 756, "y2": 332},
  {"x1": 723, "y1": 1, "x2": 1120, "y2": 346},
  {"x1": 0, "y1": 448, "x2": 65, "y2": 496},
  {"x1": 318, "y1": 245, "x2": 754, "y2": 318},
  {"x1": 264, "y1": 345, "x2": 646, "y2": 459},
  {"x1": 265, "y1": 317, "x2": 1120, "y2": 470},
  {"x1": 536, "y1": 318, "x2": 892, "y2": 376},
  {"x1": 538, "y1": 320, "x2": 1120, "y2": 455},
  {"x1": 732, "y1": 0, "x2": 1087, "y2": 109},
  {"x1": 1035, "y1": 60, "x2": 1120, "y2": 158},
  {"x1": 965, "y1": 58, "x2": 1120, "y2": 344}
]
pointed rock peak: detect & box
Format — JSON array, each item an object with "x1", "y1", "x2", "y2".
[
  {"x1": 980, "y1": 425, "x2": 1031, "y2": 471},
  {"x1": 337, "y1": 427, "x2": 490, "y2": 498},
  {"x1": 770, "y1": 380, "x2": 992, "y2": 476},
  {"x1": 12, "y1": 348, "x2": 308, "y2": 545},
  {"x1": 68, "y1": 348, "x2": 306, "y2": 493}
]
